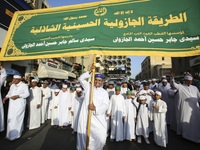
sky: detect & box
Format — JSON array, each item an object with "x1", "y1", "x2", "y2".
[{"x1": 46, "y1": 0, "x2": 146, "y2": 78}]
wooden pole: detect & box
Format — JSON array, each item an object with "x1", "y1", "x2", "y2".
[{"x1": 86, "y1": 54, "x2": 96, "y2": 150}]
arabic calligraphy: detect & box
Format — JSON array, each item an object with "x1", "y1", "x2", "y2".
[
  {"x1": 114, "y1": 10, "x2": 133, "y2": 15},
  {"x1": 94, "y1": 7, "x2": 107, "y2": 16}
]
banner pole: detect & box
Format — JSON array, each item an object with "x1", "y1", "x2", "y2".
[{"x1": 86, "y1": 54, "x2": 96, "y2": 150}]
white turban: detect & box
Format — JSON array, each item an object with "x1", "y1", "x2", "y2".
[
  {"x1": 13, "y1": 75, "x2": 21, "y2": 79},
  {"x1": 62, "y1": 84, "x2": 68, "y2": 88},
  {"x1": 76, "y1": 88, "x2": 82, "y2": 91},
  {"x1": 31, "y1": 79, "x2": 38, "y2": 82},
  {"x1": 184, "y1": 75, "x2": 193, "y2": 81},
  {"x1": 162, "y1": 79, "x2": 167, "y2": 82},
  {"x1": 139, "y1": 96, "x2": 146, "y2": 100},
  {"x1": 55, "y1": 89, "x2": 60, "y2": 92},
  {"x1": 155, "y1": 91, "x2": 162, "y2": 96}
]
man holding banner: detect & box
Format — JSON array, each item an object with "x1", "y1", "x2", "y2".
[{"x1": 77, "y1": 64, "x2": 109, "y2": 150}]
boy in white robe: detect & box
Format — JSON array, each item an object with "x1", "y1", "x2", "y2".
[
  {"x1": 71, "y1": 88, "x2": 84, "y2": 132},
  {"x1": 133, "y1": 95, "x2": 150, "y2": 144},
  {"x1": 40, "y1": 81, "x2": 51, "y2": 124},
  {"x1": 107, "y1": 81, "x2": 115, "y2": 99},
  {"x1": 151, "y1": 91, "x2": 168, "y2": 147},
  {"x1": 107, "y1": 86, "x2": 126, "y2": 142},
  {"x1": 124, "y1": 91, "x2": 136, "y2": 141},
  {"x1": 57, "y1": 84, "x2": 71, "y2": 129},
  {"x1": 50, "y1": 89, "x2": 60, "y2": 126},
  {"x1": 121, "y1": 79, "x2": 130, "y2": 99},
  {"x1": 27, "y1": 79, "x2": 42, "y2": 130},
  {"x1": 70, "y1": 87, "x2": 76, "y2": 128}
]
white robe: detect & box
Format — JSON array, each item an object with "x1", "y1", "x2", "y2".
[
  {"x1": 132, "y1": 90, "x2": 140, "y2": 99},
  {"x1": 151, "y1": 99, "x2": 168, "y2": 147},
  {"x1": 124, "y1": 98, "x2": 136, "y2": 140},
  {"x1": 0, "y1": 68, "x2": 7, "y2": 132},
  {"x1": 77, "y1": 71, "x2": 109, "y2": 150},
  {"x1": 27, "y1": 86, "x2": 42, "y2": 130},
  {"x1": 171, "y1": 77, "x2": 200, "y2": 143},
  {"x1": 149, "y1": 83, "x2": 158, "y2": 91},
  {"x1": 57, "y1": 90, "x2": 71, "y2": 126},
  {"x1": 107, "y1": 94, "x2": 126, "y2": 141},
  {"x1": 5, "y1": 81, "x2": 30, "y2": 140},
  {"x1": 158, "y1": 84, "x2": 170, "y2": 124},
  {"x1": 133, "y1": 98, "x2": 149, "y2": 138},
  {"x1": 48, "y1": 84, "x2": 58, "y2": 119},
  {"x1": 121, "y1": 87, "x2": 129, "y2": 99},
  {"x1": 107, "y1": 88, "x2": 115, "y2": 99},
  {"x1": 50, "y1": 94, "x2": 59, "y2": 126},
  {"x1": 168, "y1": 88, "x2": 178, "y2": 132},
  {"x1": 71, "y1": 93, "x2": 84, "y2": 132},
  {"x1": 40, "y1": 86, "x2": 51, "y2": 124},
  {"x1": 70, "y1": 92, "x2": 76, "y2": 127}
]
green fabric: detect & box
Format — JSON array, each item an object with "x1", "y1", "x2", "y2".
[
  {"x1": 115, "y1": 86, "x2": 121, "y2": 90},
  {"x1": 126, "y1": 90, "x2": 132, "y2": 95}
]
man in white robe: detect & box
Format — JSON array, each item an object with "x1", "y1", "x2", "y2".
[
  {"x1": 158, "y1": 79, "x2": 171, "y2": 124},
  {"x1": 151, "y1": 91, "x2": 168, "y2": 147},
  {"x1": 71, "y1": 88, "x2": 84, "y2": 132},
  {"x1": 149, "y1": 78, "x2": 158, "y2": 91},
  {"x1": 57, "y1": 84, "x2": 71, "y2": 129},
  {"x1": 27, "y1": 79, "x2": 42, "y2": 130},
  {"x1": 3, "y1": 75, "x2": 29, "y2": 141},
  {"x1": 170, "y1": 72, "x2": 200, "y2": 143},
  {"x1": 50, "y1": 89, "x2": 60, "y2": 126},
  {"x1": 0, "y1": 62, "x2": 7, "y2": 132},
  {"x1": 107, "y1": 86, "x2": 126, "y2": 142},
  {"x1": 77, "y1": 64, "x2": 109, "y2": 150},
  {"x1": 40, "y1": 81, "x2": 51, "y2": 124}
]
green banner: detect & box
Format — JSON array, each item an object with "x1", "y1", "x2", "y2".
[{"x1": 1, "y1": 0, "x2": 200, "y2": 60}]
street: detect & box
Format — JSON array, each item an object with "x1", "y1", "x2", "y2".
[{"x1": 0, "y1": 120, "x2": 200, "y2": 150}]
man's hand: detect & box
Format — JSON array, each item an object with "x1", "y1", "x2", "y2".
[
  {"x1": 71, "y1": 111, "x2": 74, "y2": 116},
  {"x1": 3, "y1": 97, "x2": 8, "y2": 104},
  {"x1": 11, "y1": 95, "x2": 19, "y2": 100},
  {"x1": 37, "y1": 104, "x2": 40, "y2": 109},
  {"x1": 153, "y1": 105, "x2": 159, "y2": 110},
  {"x1": 54, "y1": 106, "x2": 57, "y2": 109},
  {"x1": 150, "y1": 91, "x2": 154, "y2": 96},
  {"x1": 151, "y1": 120, "x2": 154, "y2": 122},
  {"x1": 89, "y1": 103, "x2": 96, "y2": 111},
  {"x1": 107, "y1": 114, "x2": 111, "y2": 117},
  {"x1": 134, "y1": 117, "x2": 136, "y2": 120},
  {"x1": 89, "y1": 64, "x2": 96, "y2": 74},
  {"x1": 122, "y1": 116, "x2": 126, "y2": 119},
  {"x1": 170, "y1": 71, "x2": 175, "y2": 77},
  {"x1": 42, "y1": 94, "x2": 45, "y2": 97},
  {"x1": 69, "y1": 107, "x2": 71, "y2": 110}
]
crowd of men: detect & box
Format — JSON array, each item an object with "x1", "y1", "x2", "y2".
[{"x1": 0, "y1": 62, "x2": 200, "y2": 150}]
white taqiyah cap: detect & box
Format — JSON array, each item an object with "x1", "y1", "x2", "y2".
[
  {"x1": 162, "y1": 75, "x2": 166, "y2": 78},
  {"x1": 155, "y1": 91, "x2": 162, "y2": 96},
  {"x1": 52, "y1": 79, "x2": 56, "y2": 82},
  {"x1": 55, "y1": 89, "x2": 60, "y2": 92},
  {"x1": 139, "y1": 96, "x2": 146, "y2": 100},
  {"x1": 13, "y1": 75, "x2": 21, "y2": 79},
  {"x1": 162, "y1": 79, "x2": 167, "y2": 82},
  {"x1": 184, "y1": 75, "x2": 193, "y2": 81},
  {"x1": 148, "y1": 79, "x2": 152, "y2": 82},
  {"x1": 139, "y1": 90, "x2": 147, "y2": 95},
  {"x1": 43, "y1": 80, "x2": 48, "y2": 84},
  {"x1": 76, "y1": 84, "x2": 81, "y2": 87},
  {"x1": 76, "y1": 88, "x2": 82, "y2": 91},
  {"x1": 31, "y1": 79, "x2": 38, "y2": 82},
  {"x1": 62, "y1": 84, "x2": 68, "y2": 88},
  {"x1": 152, "y1": 78, "x2": 156, "y2": 81},
  {"x1": 64, "y1": 79, "x2": 68, "y2": 82},
  {"x1": 56, "y1": 80, "x2": 61, "y2": 83}
]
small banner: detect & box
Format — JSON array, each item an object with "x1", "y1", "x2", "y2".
[{"x1": 1, "y1": 0, "x2": 200, "y2": 60}]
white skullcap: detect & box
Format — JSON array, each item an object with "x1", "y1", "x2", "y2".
[
  {"x1": 55, "y1": 89, "x2": 60, "y2": 92},
  {"x1": 162, "y1": 75, "x2": 166, "y2": 78},
  {"x1": 155, "y1": 91, "x2": 162, "y2": 96},
  {"x1": 76, "y1": 88, "x2": 82, "y2": 91},
  {"x1": 76, "y1": 84, "x2": 81, "y2": 87},
  {"x1": 139, "y1": 96, "x2": 146, "y2": 100},
  {"x1": 64, "y1": 79, "x2": 68, "y2": 82},
  {"x1": 142, "y1": 80, "x2": 147, "y2": 83},
  {"x1": 162, "y1": 79, "x2": 167, "y2": 82},
  {"x1": 184, "y1": 75, "x2": 193, "y2": 81},
  {"x1": 56, "y1": 80, "x2": 61, "y2": 83},
  {"x1": 62, "y1": 84, "x2": 68, "y2": 88},
  {"x1": 13, "y1": 75, "x2": 21, "y2": 79},
  {"x1": 148, "y1": 80, "x2": 152, "y2": 82},
  {"x1": 135, "y1": 82, "x2": 141, "y2": 87},
  {"x1": 117, "y1": 81, "x2": 121, "y2": 84},
  {"x1": 52, "y1": 79, "x2": 56, "y2": 82},
  {"x1": 152, "y1": 78, "x2": 156, "y2": 81},
  {"x1": 31, "y1": 79, "x2": 38, "y2": 82},
  {"x1": 43, "y1": 80, "x2": 48, "y2": 84},
  {"x1": 139, "y1": 90, "x2": 147, "y2": 95}
]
